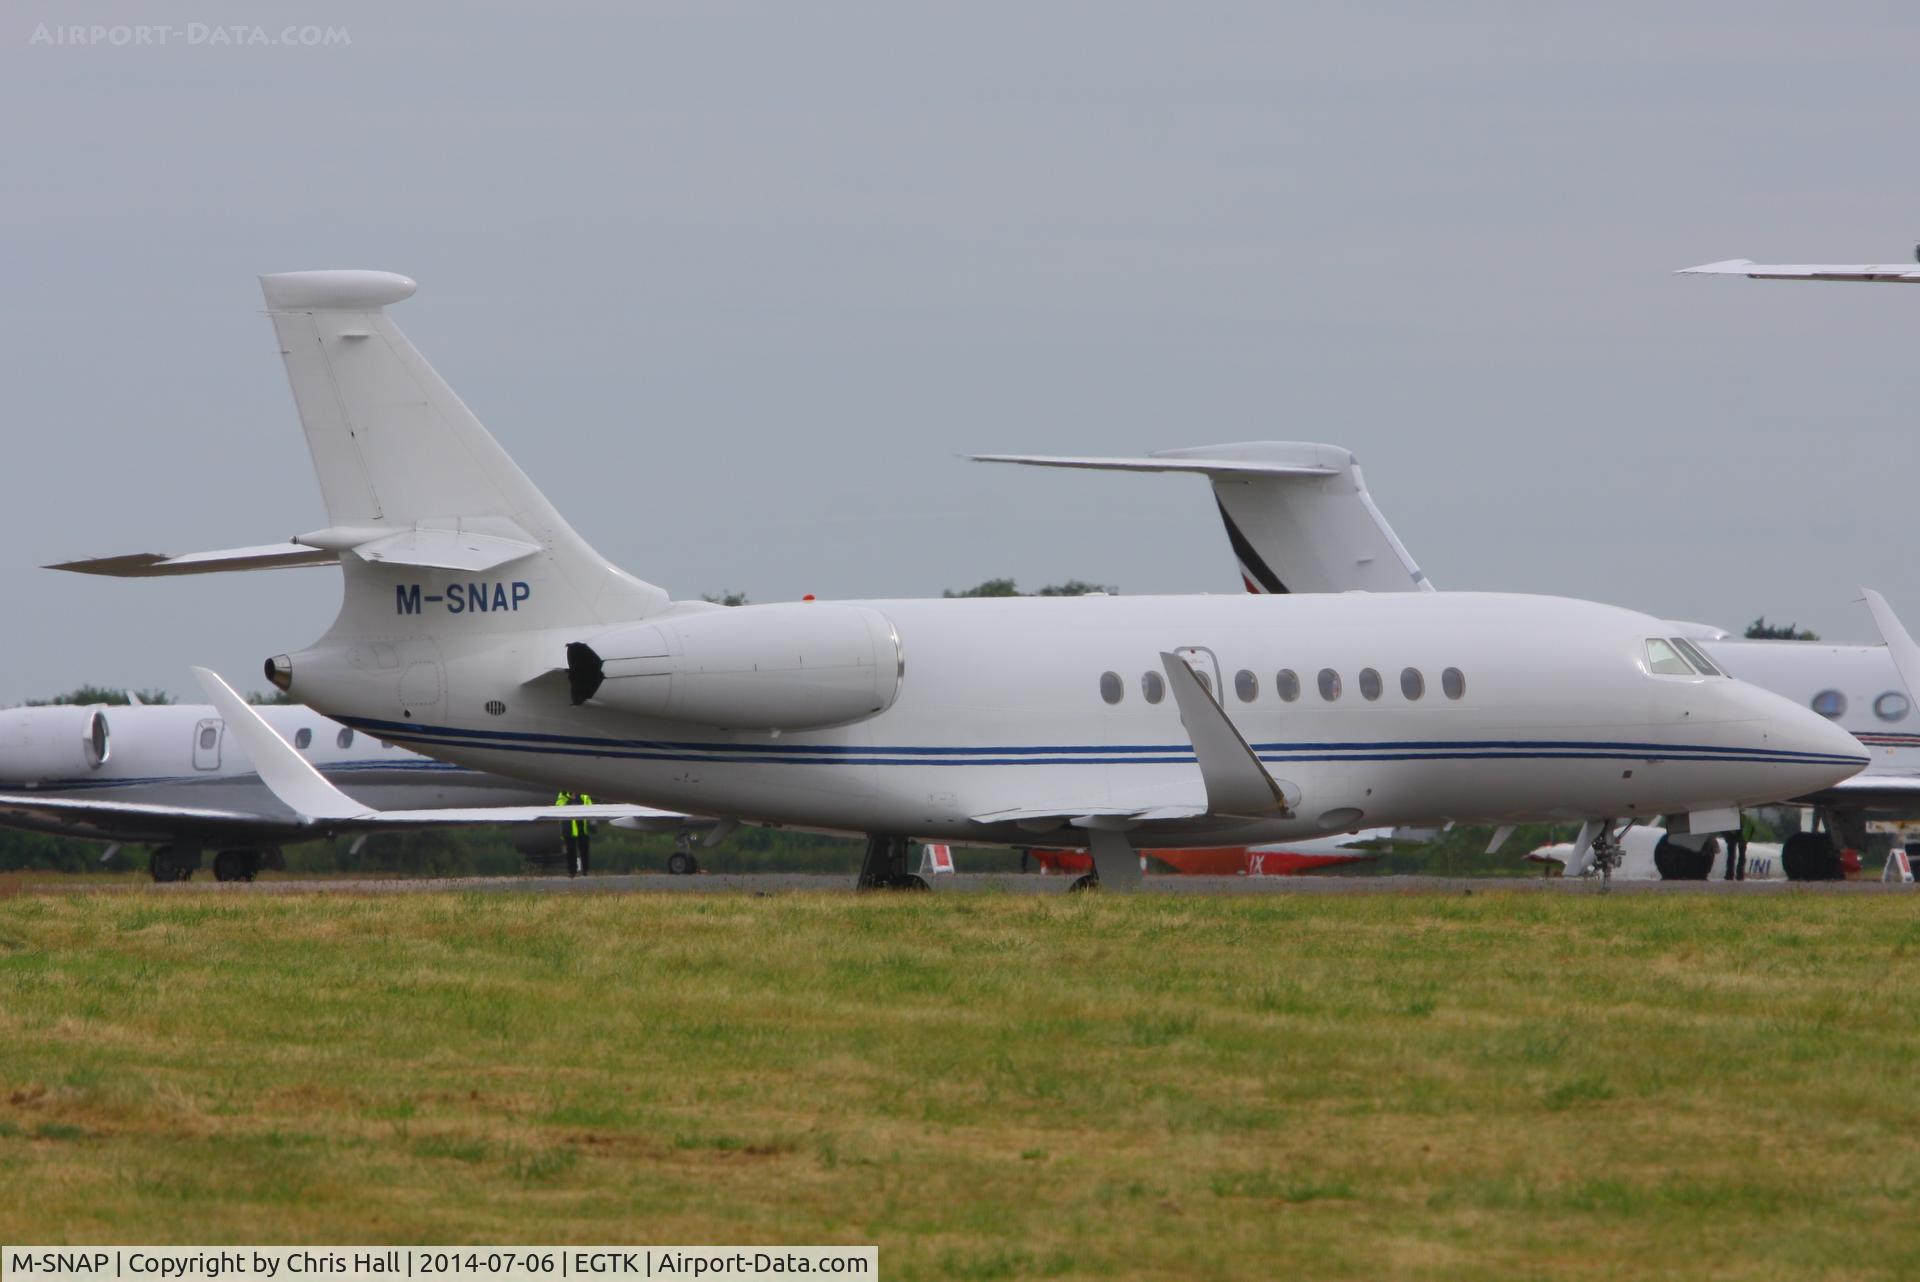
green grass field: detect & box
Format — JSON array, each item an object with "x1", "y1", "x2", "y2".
[{"x1": 2, "y1": 886, "x2": 1918, "y2": 1279}]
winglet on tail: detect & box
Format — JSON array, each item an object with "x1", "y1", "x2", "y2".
[
  {"x1": 192, "y1": 667, "x2": 368, "y2": 822},
  {"x1": 1862, "y1": 589, "x2": 1920, "y2": 706}
]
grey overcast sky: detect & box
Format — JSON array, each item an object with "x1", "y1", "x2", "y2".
[{"x1": 1, "y1": 2, "x2": 1915, "y2": 703}]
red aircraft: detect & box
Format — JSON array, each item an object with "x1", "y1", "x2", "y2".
[{"x1": 1025, "y1": 830, "x2": 1385, "y2": 877}]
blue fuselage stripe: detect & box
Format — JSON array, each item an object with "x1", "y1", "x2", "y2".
[{"x1": 346, "y1": 717, "x2": 1867, "y2": 771}]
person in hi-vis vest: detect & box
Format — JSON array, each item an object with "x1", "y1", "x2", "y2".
[{"x1": 556, "y1": 790, "x2": 593, "y2": 876}]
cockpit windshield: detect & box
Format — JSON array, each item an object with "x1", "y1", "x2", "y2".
[
  {"x1": 1645, "y1": 638, "x2": 1695, "y2": 676},
  {"x1": 1647, "y1": 637, "x2": 1721, "y2": 677},
  {"x1": 1669, "y1": 637, "x2": 1722, "y2": 676}
]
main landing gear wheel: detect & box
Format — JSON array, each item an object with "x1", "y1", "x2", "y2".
[
  {"x1": 148, "y1": 845, "x2": 195, "y2": 883},
  {"x1": 666, "y1": 850, "x2": 699, "y2": 876},
  {"x1": 1068, "y1": 874, "x2": 1100, "y2": 893},
  {"x1": 1653, "y1": 836, "x2": 1715, "y2": 881},
  {"x1": 213, "y1": 850, "x2": 260, "y2": 883},
  {"x1": 1782, "y1": 831, "x2": 1841, "y2": 882},
  {"x1": 857, "y1": 836, "x2": 929, "y2": 890}
]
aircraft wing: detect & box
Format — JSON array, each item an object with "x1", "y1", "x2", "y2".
[
  {"x1": 0, "y1": 793, "x2": 291, "y2": 842},
  {"x1": 1678, "y1": 259, "x2": 1920, "y2": 284},
  {"x1": 969, "y1": 652, "x2": 1296, "y2": 835},
  {"x1": 192, "y1": 667, "x2": 701, "y2": 830},
  {"x1": 974, "y1": 441, "x2": 1431, "y2": 594}
]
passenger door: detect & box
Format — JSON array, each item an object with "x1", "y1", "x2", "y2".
[{"x1": 192, "y1": 719, "x2": 223, "y2": 771}]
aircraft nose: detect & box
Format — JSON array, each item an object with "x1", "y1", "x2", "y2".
[{"x1": 1752, "y1": 686, "x2": 1869, "y2": 797}]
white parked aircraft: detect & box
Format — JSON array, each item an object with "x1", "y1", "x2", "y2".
[
  {"x1": 974, "y1": 442, "x2": 1920, "y2": 879},
  {"x1": 0, "y1": 698, "x2": 695, "y2": 881},
  {"x1": 51, "y1": 270, "x2": 1868, "y2": 889},
  {"x1": 1526, "y1": 821, "x2": 1790, "y2": 882}
]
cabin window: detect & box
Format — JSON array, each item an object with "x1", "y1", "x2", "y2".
[
  {"x1": 1193, "y1": 671, "x2": 1213, "y2": 696},
  {"x1": 1141, "y1": 671, "x2": 1166, "y2": 704},
  {"x1": 1670, "y1": 637, "x2": 1722, "y2": 676},
  {"x1": 1358, "y1": 668, "x2": 1382, "y2": 701},
  {"x1": 198, "y1": 727, "x2": 217, "y2": 750},
  {"x1": 1400, "y1": 667, "x2": 1425, "y2": 700},
  {"x1": 1234, "y1": 669, "x2": 1258, "y2": 702},
  {"x1": 294, "y1": 728, "x2": 312, "y2": 750},
  {"x1": 1318, "y1": 668, "x2": 1341, "y2": 702},
  {"x1": 1442, "y1": 667, "x2": 1466, "y2": 700},
  {"x1": 1810, "y1": 690, "x2": 1846, "y2": 720},
  {"x1": 1875, "y1": 691, "x2": 1910, "y2": 722},
  {"x1": 1645, "y1": 638, "x2": 1695, "y2": 676},
  {"x1": 1099, "y1": 671, "x2": 1124, "y2": 705},
  {"x1": 337, "y1": 727, "x2": 355, "y2": 749},
  {"x1": 1275, "y1": 669, "x2": 1300, "y2": 702}
]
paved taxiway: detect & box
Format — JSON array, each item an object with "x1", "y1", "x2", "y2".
[{"x1": 28, "y1": 873, "x2": 1915, "y2": 895}]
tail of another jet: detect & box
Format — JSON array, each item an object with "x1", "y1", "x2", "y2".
[{"x1": 974, "y1": 442, "x2": 1431, "y2": 594}]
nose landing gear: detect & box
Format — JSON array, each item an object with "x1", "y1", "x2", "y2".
[
  {"x1": 666, "y1": 833, "x2": 701, "y2": 876},
  {"x1": 1590, "y1": 823, "x2": 1625, "y2": 889}
]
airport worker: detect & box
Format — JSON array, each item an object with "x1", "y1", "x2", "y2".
[{"x1": 557, "y1": 790, "x2": 594, "y2": 877}]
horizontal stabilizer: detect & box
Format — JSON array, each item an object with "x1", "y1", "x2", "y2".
[
  {"x1": 972, "y1": 448, "x2": 1338, "y2": 478},
  {"x1": 352, "y1": 527, "x2": 540, "y2": 572},
  {"x1": 47, "y1": 543, "x2": 337, "y2": 577},
  {"x1": 50, "y1": 523, "x2": 543, "y2": 579},
  {"x1": 1678, "y1": 259, "x2": 1920, "y2": 283}
]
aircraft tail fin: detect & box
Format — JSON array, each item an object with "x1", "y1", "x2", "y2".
[
  {"x1": 258, "y1": 271, "x2": 667, "y2": 634},
  {"x1": 974, "y1": 442, "x2": 1430, "y2": 594}
]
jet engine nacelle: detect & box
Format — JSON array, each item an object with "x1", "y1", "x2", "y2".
[
  {"x1": 0, "y1": 705, "x2": 111, "y2": 783},
  {"x1": 567, "y1": 603, "x2": 903, "y2": 732}
]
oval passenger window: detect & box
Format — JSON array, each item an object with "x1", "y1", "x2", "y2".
[
  {"x1": 1234, "y1": 670, "x2": 1258, "y2": 702},
  {"x1": 1442, "y1": 668, "x2": 1466, "y2": 700},
  {"x1": 1358, "y1": 668, "x2": 1382, "y2": 701},
  {"x1": 1275, "y1": 669, "x2": 1300, "y2": 702},
  {"x1": 1318, "y1": 669, "x2": 1341, "y2": 702},
  {"x1": 1401, "y1": 667, "x2": 1425, "y2": 700},
  {"x1": 1141, "y1": 671, "x2": 1165, "y2": 705},
  {"x1": 1099, "y1": 671, "x2": 1124, "y2": 705}
]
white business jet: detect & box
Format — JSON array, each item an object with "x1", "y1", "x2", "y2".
[
  {"x1": 973, "y1": 438, "x2": 1920, "y2": 879},
  {"x1": 0, "y1": 698, "x2": 697, "y2": 881},
  {"x1": 49, "y1": 271, "x2": 1866, "y2": 890}
]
